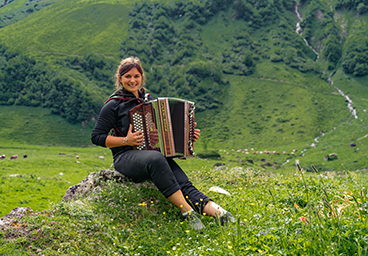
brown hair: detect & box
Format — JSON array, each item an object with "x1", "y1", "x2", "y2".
[{"x1": 114, "y1": 56, "x2": 146, "y2": 90}]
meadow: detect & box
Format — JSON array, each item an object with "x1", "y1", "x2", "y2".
[{"x1": 1, "y1": 141, "x2": 368, "y2": 255}]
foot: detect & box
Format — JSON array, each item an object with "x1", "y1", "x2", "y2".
[
  {"x1": 183, "y1": 211, "x2": 205, "y2": 230},
  {"x1": 216, "y1": 211, "x2": 236, "y2": 226}
]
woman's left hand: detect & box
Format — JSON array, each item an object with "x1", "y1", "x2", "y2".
[{"x1": 193, "y1": 122, "x2": 200, "y2": 142}]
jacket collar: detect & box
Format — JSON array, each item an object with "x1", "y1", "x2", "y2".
[{"x1": 113, "y1": 88, "x2": 145, "y2": 100}]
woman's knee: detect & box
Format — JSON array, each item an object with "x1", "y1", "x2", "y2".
[{"x1": 145, "y1": 151, "x2": 168, "y2": 168}]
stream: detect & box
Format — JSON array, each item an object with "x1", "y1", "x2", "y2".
[{"x1": 284, "y1": 3, "x2": 358, "y2": 165}]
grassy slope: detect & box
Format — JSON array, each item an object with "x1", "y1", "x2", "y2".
[
  {"x1": 0, "y1": 0, "x2": 28, "y2": 14},
  {"x1": 0, "y1": 0, "x2": 130, "y2": 59},
  {"x1": 195, "y1": 9, "x2": 362, "y2": 171},
  {"x1": 0, "y1": 105, "x2": 95, "y2": 146}
]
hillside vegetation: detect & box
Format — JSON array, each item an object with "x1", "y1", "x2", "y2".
[{"x1": 0, "y1": 0, "x2": 368, "y2": 172}]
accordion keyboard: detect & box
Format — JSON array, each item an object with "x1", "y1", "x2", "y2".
[{"x1": 132, "y1": 113, "x2": 146, "y2": 150}]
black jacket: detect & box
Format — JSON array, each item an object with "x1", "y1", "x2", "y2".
[{"x1": 91, "y1": 88, "x2": 153, "y2": 158}]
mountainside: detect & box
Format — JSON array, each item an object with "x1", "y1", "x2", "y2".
[{"x1": 0, "y1": 0, "x2": 368, "y2": 171}]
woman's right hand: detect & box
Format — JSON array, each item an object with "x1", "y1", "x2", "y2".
[{"x1": 125, "y1": 124, "x2": 144, "y2": 146}]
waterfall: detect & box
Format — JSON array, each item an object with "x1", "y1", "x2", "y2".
[
  {"x1": 294, "y1": 1, "x2": 357, "y2": 120},
  {"x1": 291, "y1": 1, "x2": 358, "y2": 161},
  {"x1": 328, "y1": 78, "x2": 358, "y2": 119},
  {"x1": 294, "y1": 2, "x2": 319, "y2": 61}
]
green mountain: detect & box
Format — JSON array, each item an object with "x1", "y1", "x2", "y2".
[{"x1": 1, "y1": 0, "x2": 368, "y2": 172}]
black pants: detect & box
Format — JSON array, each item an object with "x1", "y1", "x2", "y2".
[{"x1": 114, "y1": 150, "x2": 210, "y2": 213}]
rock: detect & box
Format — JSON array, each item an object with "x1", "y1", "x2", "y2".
[
  {"x1": 62, "y1": 169, "x2": 156, "y2": 202},
  {"x1": 324, "y1": 153, "x2": 338, "y2": 161},
  {"x1": 213, "y1": 162, "x2": 225, "y2": 167},
  {"x1": 0, "y1": 207, "x2": 32, "y2": 229}
]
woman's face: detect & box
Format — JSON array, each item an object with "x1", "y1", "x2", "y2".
[{"x1": 120, "y1": 67, "x2": 142, "y2": 97}]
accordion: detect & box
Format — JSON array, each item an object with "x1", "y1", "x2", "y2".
[{"x1": 129, "y1": 97, "x2": 195, "y2": 158}]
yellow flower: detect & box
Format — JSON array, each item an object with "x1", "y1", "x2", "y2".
[
  {"x1": 163, "y1": 212, "x2": 166, "y2": 215},
  {"x1": 185, "y1": 230, "x2": 190, "y2": 233},
  {"x1": 228, "y1": 246, "x2": 233, "y2": 249}
]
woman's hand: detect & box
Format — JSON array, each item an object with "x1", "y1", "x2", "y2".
[
  {"x1": 193, "y1": 122, "x2": 200, "y2": 142},
  {"x1": 125, "y1": 124, "x2": 144, "y2": 146}
]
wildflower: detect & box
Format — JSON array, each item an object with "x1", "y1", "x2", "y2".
[
  {"x1": 185, "y1": 230, "x2": 190, "y2": 233},
  {"x1": 42, "y1": 220, "x2": 45, "y2": 223},
  {"x1": 163, "y1": 212, "x2": 166, "y2": 215},
  {"x1": 253, "y1": 214, "x2": 261, "y2": 219},
  {"x1": 298, "y1": 216, "x2": 309, "y2": 223},
  {"x1": 294, "y1": 203, "x2": 300, "y2": 209},
  {"x1": 228, "y1": 245, "x2": 233, "y2": 249}
]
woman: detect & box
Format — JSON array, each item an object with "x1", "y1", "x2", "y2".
[{"x1": 91, "y1": 56, "x2": 235, "y2": 230}]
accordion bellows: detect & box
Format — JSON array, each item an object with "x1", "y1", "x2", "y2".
[{"x1": 129, "y1": 97, "x2": 195, "y2": 158}]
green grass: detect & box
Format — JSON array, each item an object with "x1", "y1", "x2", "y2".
[
  {"x1": 0, "y1": 143, "x2": 113, "y2": 216},
  {"x1": 0, "y1": 105, "x2": 94, "y2": 146},
  {"x1": 0, "y1": 0, "x2": 29, "y2": 14},
  {"x1": 1, "y1": 153, "x2": 368, "y2": 255},
  {"x1": 0, "y1": 0, "x2": 131, "y2": 59}
]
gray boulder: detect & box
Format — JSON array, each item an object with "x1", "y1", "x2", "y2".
[
  {"x1": 62, "y1": 169, "x2": 156, "y2": 202},
  {"x1": 62, "y1": 169, "x2": 128, "y2": 202},
  {"x1": 0, "y1": 207, "x2": 32, "y2": 230},
  {"x1": 324, "y1": 153, "x2": 338, "y2": 161}
]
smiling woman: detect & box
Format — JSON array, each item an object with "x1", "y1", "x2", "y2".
[
  {"x1": 91, "y1": 56, "x2": 236, "y2": 230},
  {"x1": 115, "y1": 57, "x2": 145, "y2": 98}
]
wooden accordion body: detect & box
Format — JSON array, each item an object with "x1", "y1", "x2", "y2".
[{"x1": 129, "y1": 97, "x2": 195, "y2": 158}]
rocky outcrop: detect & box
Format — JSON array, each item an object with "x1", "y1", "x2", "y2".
[
  {"x1": 0, "y1": 207, "x2": 31, "y2": 232},
  {"x1": 62, "y1": 169, "x2": 129, "y2": 202},
  {"x1": 62, "y1": 169, "x2": 157, "y2": 202},
  {"x1": 1, "y1": 169, "x2": 157, "y2": 231}
]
